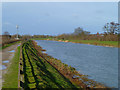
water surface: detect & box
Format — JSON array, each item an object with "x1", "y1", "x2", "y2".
[{"x1": 36, "y1": 40, "x2": 118, "y2": 88}]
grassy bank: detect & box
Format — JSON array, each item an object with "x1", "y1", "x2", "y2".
[
  {"x1": 68, "y1": 40, "x2": 118, "y2": 47},
  {"x1": 32, "y1": 38, "x2": 119, "y2": 47},
  {"x1": 0, "y1": 41, "x2": 21, "y2": 50},
  {"x1": 21, "y1": 40, "x2": 78, "y2": 89},
  {"x1": 20, "y1": 40, "x2": 106, "y2": 89},
  {"x1": 2, "y1": 46, "x2": 20, "y2": 88}
]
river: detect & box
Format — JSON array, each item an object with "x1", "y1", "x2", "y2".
[{"x1": 36, "y1": 40, "x2": 118, "y2": 88}]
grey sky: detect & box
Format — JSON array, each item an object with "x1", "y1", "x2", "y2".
[{"x1": 2, "y1": 2, "x2": 118, "y2": 35}]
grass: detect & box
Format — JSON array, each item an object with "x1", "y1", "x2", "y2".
[
  {"x1": 21, "y1": 40, "x2": 78, "y2": 89},
  {"x1": 2, "y1": 46, "x2": 20, "y2": 88},
  {"x1": 0, "y1": 41, "x2": 21, "y2": 50}
]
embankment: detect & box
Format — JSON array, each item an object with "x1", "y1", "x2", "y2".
[
  {"x1": 20, "y1": 40, "x2": 78, "y2": 89},
  {"x1": 20, "y1": 40, "x2": 107, "y2": 89}
]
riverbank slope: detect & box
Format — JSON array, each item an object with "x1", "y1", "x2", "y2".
[
  {"x1": 21, "y1": 40, "x2": 78, "y2": 88},
  {"x1": 20, "y1": 40, "x2": 106, "y2": 89}
]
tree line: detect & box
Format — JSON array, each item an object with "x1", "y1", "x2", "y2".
[
  {"x1": 2, "y1": 21, "x2": 120, "y2": 42},
  {"x1": 56, "y1": 22, "x2": 119, "y2": 41}
]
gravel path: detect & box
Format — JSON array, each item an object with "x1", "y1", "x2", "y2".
[{"x1": 0, "y1": 43, "x2": 20, "y2": 89}]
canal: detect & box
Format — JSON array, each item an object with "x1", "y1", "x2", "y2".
[{"x1": 36, "y1": 40, "x2": 118, "y2": 88}]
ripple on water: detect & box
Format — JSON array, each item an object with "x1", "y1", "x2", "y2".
[{"x1": 35, "y1": 40, "x2": 118, "y2": 88}]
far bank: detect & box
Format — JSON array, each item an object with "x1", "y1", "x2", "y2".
[{"x1": 32, "y1": 38, "x2": 119, "y2": 48}]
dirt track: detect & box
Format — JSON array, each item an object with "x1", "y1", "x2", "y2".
[{"x1": 0, "y1": 43, "x2": 20, "y2": 89}]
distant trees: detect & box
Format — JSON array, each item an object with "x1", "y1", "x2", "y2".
[
  {"x1": 11, "y1": 34, "x2": 21, "y2": 39},
  {"x1": 32, "y1": 35, "x2": 54, "y2": 38},
  {"x1": 73, "y1": 27, "x2": 90, "y2": 35},
  {"x1": 3, "y1": 31, "x2": 10, "y2": 36},
  {"x1": 30, "y1": 23, "x2": 119, "y2": 41},
  {"x1": 3, "y1": 31, "x2": 11, "y2": 39},
  {"x1": 56, "y1": 23, "x2": 119, "y2": 41},
  {"x1": 2, "y1": 31, "x2": 21, "y2": 46},
  {"x1": 103, "y1": 22, "x2": 120, "y2": 34},
  {"x1": 57, "y1": 27, "x2": 91, "y2": 40},
  {"x1": 21, "y1": 35, "x2": 32, "y2": 40},
  {"x1": 73, "y1": 27, "x2": 83, "y2": 35}
]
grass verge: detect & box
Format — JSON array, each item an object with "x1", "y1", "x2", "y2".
[
  {"x1": 0, "y1": 41, "x2": 21, "y2": 50},
  {"x1": 68, "y1": 39, "x2": 118, "y2": 47},
  {"x1": 21, "y1": 40, "x2": 78, "y2": 89},
  {"x1": 2, "y1": 46, "x2": 20, "y2": 88}
]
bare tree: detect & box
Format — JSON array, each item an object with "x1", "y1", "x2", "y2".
[{"x1": 103, "y1": 22, "x2": 120, "y2": 34}]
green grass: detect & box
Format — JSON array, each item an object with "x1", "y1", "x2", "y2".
[
  {"x1": 68, "y1": 39, "x2": 118, "y2": 47},
  {"x1": 0, "y1": 41, "x2": 21, "y2": 50},
  {"x1": 22, "y1": 40, "x2": 78, "y2": 89},
  {"x1": 2, "y1": 46, "x2": 21, "y2": 88}
]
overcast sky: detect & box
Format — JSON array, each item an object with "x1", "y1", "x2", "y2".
[{"x1": 2, "y1": 2, "x2": 118, "y2": 35}]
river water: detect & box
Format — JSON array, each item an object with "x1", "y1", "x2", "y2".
[{"x1": 36, "y1": 40, "x2": 118, "y2": 88}]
